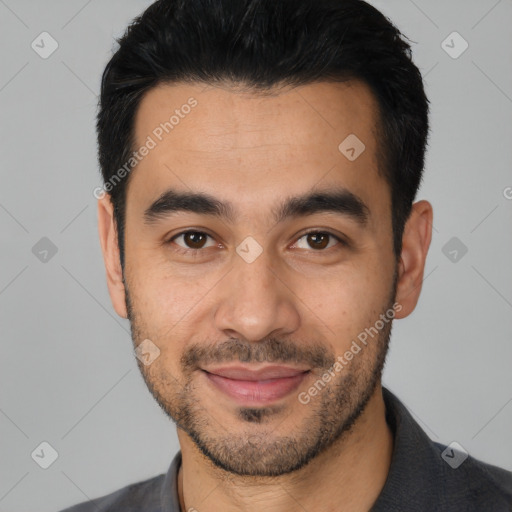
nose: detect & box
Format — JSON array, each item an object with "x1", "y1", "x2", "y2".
[{"x1": 213, "y1": 247, "x2": 301, "y2": 343}]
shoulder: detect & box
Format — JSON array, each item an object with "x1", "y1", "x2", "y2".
[
  {"x1": 433, "y1": 441, "x2": 512, "y2": 509},
  {"x1": 376, "y1": 388, "x2": 512, "y2": 511},
  {"x1": 58, "y1": 473, "x2": 165, "y2": 512}
]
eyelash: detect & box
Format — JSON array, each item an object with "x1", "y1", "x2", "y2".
[{"x1": 166, "y1": 229, "x2": 347, "y2": 256}]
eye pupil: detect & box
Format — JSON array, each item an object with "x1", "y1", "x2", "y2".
[
  {"x1": 308, "y1": 233, "x2": 329, "y2": 249},
  {"x1": 185, "y1": 232, "x2": 206, "y2": 248}
]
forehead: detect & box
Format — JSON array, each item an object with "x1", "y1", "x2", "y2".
[
  {"x1": 128, "y1": 80, "x2": 388, "y2": 223},
  {"x1": 134, "y1": 79, "x2": 379, "y2": 152}
]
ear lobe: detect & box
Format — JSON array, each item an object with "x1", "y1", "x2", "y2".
[
  {"x1": 97, "y1": 195, "x2": 128, "y2": 319},
  {"x1": 394, "y1": 200, "x2": 433, "y2": 319}
]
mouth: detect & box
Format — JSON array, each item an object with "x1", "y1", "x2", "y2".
[{"x1": 201, "y1": 365, "x2": 311, "y2": 405}]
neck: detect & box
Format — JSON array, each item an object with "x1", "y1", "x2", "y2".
[{"x1": 177, "y1": 383, "x2": 393, "y2": 512}]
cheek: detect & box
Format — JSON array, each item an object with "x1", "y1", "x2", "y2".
[
  {"x1": 127, "y1": 264, "x2": 224, "y2": 371},
  {"x1": 298, "y1": 266, "x2": 391, "y2": 348},
  {"x1": 129, "y1": 260, "x2": 214, "y2": 316}
]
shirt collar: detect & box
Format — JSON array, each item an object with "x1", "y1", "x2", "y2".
[
  {"x1": 370, "y1": 386, "x2": 442, "y2": 510},
  {"x1": 160, "y1": 449, "x2": 182, "y2": 512}
]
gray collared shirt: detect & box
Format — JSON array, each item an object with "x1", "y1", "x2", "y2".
[{"x1": 59, "y1": 387, "x2": 512, "y2": 511}]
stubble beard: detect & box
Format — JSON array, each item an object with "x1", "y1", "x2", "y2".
[{"x1": 125, "y1": 277, "x2": 396, "y2": 477}]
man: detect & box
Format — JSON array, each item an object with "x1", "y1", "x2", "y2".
[{"x1": 62, "y1": 0, "x2": 512, "y2": 510}]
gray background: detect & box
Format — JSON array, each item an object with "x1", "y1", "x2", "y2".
[{"x1": 0, "y1": 0, "x2": 511, "y2": 510}]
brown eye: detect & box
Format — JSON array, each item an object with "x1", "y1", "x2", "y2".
[
  {"x1": 307, "y1": 233, "x2": 330, "y2": 249},
  {"x1": 294, "y1": 231, "x2": 343, "y2": 251},
  {"x1": 184, "y1": 232, "x2": 207, "y2": 249},
  {"x1": 171, "y1": 231, "x2": 215, "y2": 250}
]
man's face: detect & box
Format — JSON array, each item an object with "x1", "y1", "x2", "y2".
[{"x1": 116, "y1": 80, "x2": 400, "y2": 476}]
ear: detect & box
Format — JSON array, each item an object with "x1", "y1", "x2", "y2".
[
  {"x1": 394, "y1": 200, "x2": 433, "y2": 319},
  {"x1": 97, "y1": 195, "x2": 128, "y2": 319}
]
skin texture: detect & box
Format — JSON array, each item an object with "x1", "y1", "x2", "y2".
[{"x1": 98, "y1": 80, "x2": 433, "y2": 511}]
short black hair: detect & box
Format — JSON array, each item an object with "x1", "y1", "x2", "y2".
[{"x1": 97, "y1": 0, "x2": 429, "y2": 270}]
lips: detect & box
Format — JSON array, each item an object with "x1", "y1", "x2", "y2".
[
  {"x1": 202, "y1": 365, "x2": 310, "y2": 404},
  {"x1": 204, "y1": 365, "x2": 309, "y2": 381}
]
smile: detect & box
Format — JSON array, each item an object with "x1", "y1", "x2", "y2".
[{"x1": 201, "y1": 365, "x2": 310, "y2": 405}]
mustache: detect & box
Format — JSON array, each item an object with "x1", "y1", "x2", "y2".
[{"x1": 181, "y1": 337, "x2": 335, "y2": 371}]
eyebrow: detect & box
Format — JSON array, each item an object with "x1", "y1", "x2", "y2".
[{"x1": 143, "y1": 187, "x2": 370, "y2": 227}]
